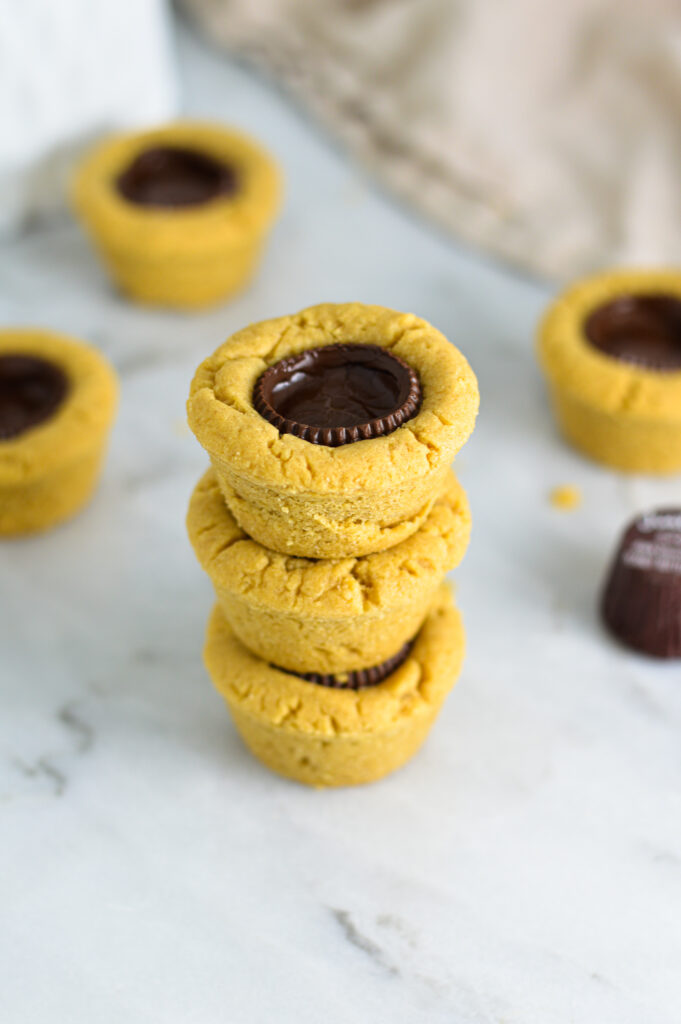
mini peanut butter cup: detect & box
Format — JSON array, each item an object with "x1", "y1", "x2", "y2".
[
  {"x1": 277, "y1": 642, "x2": 413, "y2": 689},
  {"x1": 585, "y1": 294, "x2": 681, "y2": 371},
  {"x1": 116, "y1": 145, "x2": 238, "y2": 207},
  {"x1": 253, "y1": 343, "x2": 422, "y2": 446},
  {"x1": 0, "y1": 354, "x2": 69, "y2": 440},
  {"x1": 601, "y1": 509, "x2": 681, "y2": 658}
]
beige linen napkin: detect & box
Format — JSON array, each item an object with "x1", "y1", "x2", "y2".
[{"x1": 181, "y1": 0, "x2": 681, "y2": 279}]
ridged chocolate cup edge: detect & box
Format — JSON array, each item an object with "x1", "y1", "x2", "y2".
[
  {"x1": 274, "y1": 641, "x2": 413, "y2": 689},
  {"x1": 253, "y1": 344, "x2": 422, "y2": 447}
]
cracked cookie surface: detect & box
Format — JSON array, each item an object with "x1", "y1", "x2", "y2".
[
  {"x1": 188, "y1": 302, "x2": 478, "y2": 557},
  {"x1": 188, "y1": 467, "x2": 470, "y2": 673}
]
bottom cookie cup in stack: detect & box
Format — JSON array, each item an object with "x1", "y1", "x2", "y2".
[
  {"x1": 203, "y1": 585, "x2": 465, "y2": 788},
  {"x1": 188, "y1": 467, "x2": 470, "y2": 674}
]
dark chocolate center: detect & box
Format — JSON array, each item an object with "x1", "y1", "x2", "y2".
[
  {"x1": 116, "y1": 145, "x2": 238, "y2": 207},
  {"x1": 0, "y1": 354, "x2": 69, "y2": 440},
  {"x1": 584, "y1": 294, "x2": 681, "y2": 371},
  {"x1": 277, "y1": 642, "x2": 413, "y2": 690},
  {"x1": 254, "y1": 344, "x2": 421, "y2": 446}
]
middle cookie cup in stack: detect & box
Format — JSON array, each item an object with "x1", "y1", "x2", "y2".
[
  {"x1": 188, "y1": 303, "x2": 478, "y2": 559},
  {"x1": 188, "y1": 466, "x2": 470, "y2": 674}
]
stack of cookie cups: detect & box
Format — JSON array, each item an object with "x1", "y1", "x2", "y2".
[{"x1": 187, "y1": 303, "x2": 479, "y2": 787}]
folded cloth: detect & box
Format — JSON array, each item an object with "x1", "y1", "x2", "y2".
[
  {"x1": 0, "y1": 0, "x2": 176, "y2": 235},
  {"x1": 181, "y1": 0, "x2": 681, "y2": 280}
]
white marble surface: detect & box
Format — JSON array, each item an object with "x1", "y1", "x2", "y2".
[{"x1": 2, "y1": 20, "x2": 681, "y2": 1024}]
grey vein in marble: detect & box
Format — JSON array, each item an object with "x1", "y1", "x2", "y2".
[
  {"x1": 12, "y1": 756, "x2": 68, "y2": 797},
  {"x1": 9, "y1": 701, "x2": 94, "y2": 798},
  {"x1": 329, "y1": 908, "x2": 400, "y2": 977}
]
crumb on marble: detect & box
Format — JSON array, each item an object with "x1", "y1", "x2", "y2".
[{"x1": 549, "y1": 484, "x2": 581, "y2": 511}]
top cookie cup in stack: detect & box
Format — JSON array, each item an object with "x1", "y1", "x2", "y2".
[{"x1": 187, "y1": 302, "x2": 478, "y2": 559}]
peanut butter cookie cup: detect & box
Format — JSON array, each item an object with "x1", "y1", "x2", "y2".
[
  {"x1": 0, "y1": 329, "x2": 117, "y2": 535},
  {"x1": 538, "y1": 269, "x2": 681, "y2": 473},
  {"x1": 188, "y1": 302, "x2": 478, "y2": 558},
  {"x1": 73, "y1": 121, "x2": 281, "y2": 309},
  {"x1": 204, "y1": 585, "x2": 465, "y2": 787},
  {"x1": 188, "y1": 467, "x2": 470, "y2": 673}
]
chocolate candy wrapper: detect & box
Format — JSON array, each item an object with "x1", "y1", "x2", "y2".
[{"x1": 602, "y1": 509, "x2": 681, "y2": 658}]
